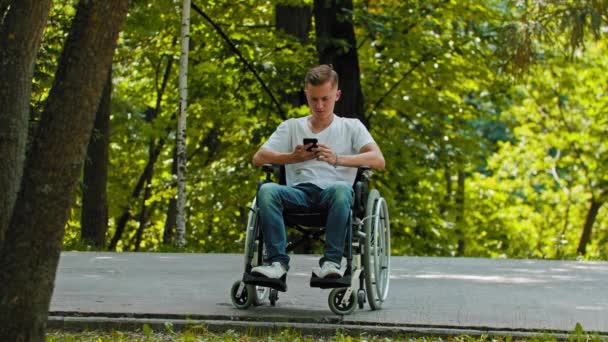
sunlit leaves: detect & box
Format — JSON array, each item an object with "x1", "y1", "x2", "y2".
[
  {"x1": 468, "y1": 39, "x2": 608, "y2": 259},
  {"x1": 50, "y1": 0, "x2": 607, "y2": 259}
]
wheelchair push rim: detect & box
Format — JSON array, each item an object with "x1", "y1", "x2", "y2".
[{"x1": 363, "y1": 189, "x2": 391, "y2": 310}]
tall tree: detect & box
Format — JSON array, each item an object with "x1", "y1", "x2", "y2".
[
  {"x1": 0, "y1": 1, "x2": 128, "y2": 339},
  {"x1": 81, "y1": 70, "x2": 112, "y2": 248},
  {"x1": 313, "y1": 0, "x2": 364, "y2": 122},
  {"x1": 0, "y1": 0, "x2": 52, "y2": 242},
  {"x1": 176, "y1": 0, "x2": 191, "y2": 247}
]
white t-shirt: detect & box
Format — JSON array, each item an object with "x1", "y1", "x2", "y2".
[{"x1": 262, "y1": 115, "x2": 375, "y2": 188}]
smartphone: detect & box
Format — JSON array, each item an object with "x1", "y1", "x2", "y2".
[{"x1": 303, "y1": 138, "x2": 318, "y2": 152}]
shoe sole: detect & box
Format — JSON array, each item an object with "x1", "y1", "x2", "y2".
[
  {"x1": 251, "y1": 271, "x2": 286, "y2": 279},
  {"x1": 320, "y1": 273, "x2": 341, "y2": 279}
]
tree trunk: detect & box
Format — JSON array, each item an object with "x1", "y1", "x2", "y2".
[
  {"x1": 163, "y1": 198, "x2": 178, "y2": 245},
  {"x1": 164, "y1": 123, "x2": 220, "y2": 245},
  {"x1": 0, "y1": 1, "x2": 128, "y2": 340},
  {"x1": 276, "y1": 4, "x2": 312, "y2": 108},
  {"x1": 176, "y1": 0, "x2": 191, "y2": 247},
  {"x1": 455, "y1": 169, "x2": 465, "y2": 256},
  {"x1": 313, "y1": 0, "x2": 365, "y2": 123},
  {"x1": 134, "y1": 142, "x2": 154, "y2": 252},
  {"x1": 576, "y1": 197, "x2": 603, "y2": 255},
  {"x1": 440, "y1": 168, "x2": 452, "y2": 214},
  {"x1": 134, "y1": 201, "x2": 157, "y2": 251},
  {"x1": 110, "y1": 210, "x2": 132, "y2": 250},
  {"x1": 81, "y1": 70, "x2": 111, "y2": 248},
  {"x1": 555, "y1": 189, "x2": 572, "y2": 258},
  {"x1": 0, "y1": 0, "x2": 52, "y2": 243},
  {"x1": 163, "y1": 146, "x2": 178, "y2": 244},
  {"x1": 276, "y1": 4, "x2": 312, "y2": 44}
]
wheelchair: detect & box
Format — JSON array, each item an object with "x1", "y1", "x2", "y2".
[{"x1": 230, "y1": 164, "x2": 390, "y2": 315}]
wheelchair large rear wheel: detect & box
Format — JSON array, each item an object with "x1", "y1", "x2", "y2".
[{"x1": 363, "y1": 189, "x2": 391, "y2": 310}]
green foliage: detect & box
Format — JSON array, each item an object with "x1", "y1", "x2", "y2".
[
  {"x1": 467, "y1": 40, "x2": 608, "y2": 259},
  {"x1": 356, "y1": 0, "x2": 513, "y2": 256},
  {"x1": 34, "y1": 0, "x2": 605, "y2": 259},
  {"x1": 495, "y1": 0, "x2": 608, "y2": 73},
  {"x1": 30, "y1": 1, "x2": 77, "y2": 135},
  {"x1": 44, "y1": 324, "x2": 608, "y2": 341},
  {"x1": 96, "y1": 0, "x2": 316, "y2": 252}
]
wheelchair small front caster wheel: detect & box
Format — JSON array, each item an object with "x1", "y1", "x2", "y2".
[
  {"x1": 328, "y1": 288, "x2": 356, "y2": 315},
  {"x1": 357, "y1": 289, "x2": 366, "y2": 309},
  {"x1": 269, "y1": 288, "x2": 279, "y2": 306},
  {"x1": 230, "y1": 280, "x2": 255, "y2": 309}
]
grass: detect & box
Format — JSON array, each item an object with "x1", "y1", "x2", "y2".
[{"x1": 46, "y1": 323, "x2": 608, "y2": 342}]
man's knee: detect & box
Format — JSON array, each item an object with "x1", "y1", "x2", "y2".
[
  {"x1": 257, "y1": 182, "x2": 283, "y2": 205},
  {"x1": 327, "y1": 182, "x2": 354, "y2": 206}
]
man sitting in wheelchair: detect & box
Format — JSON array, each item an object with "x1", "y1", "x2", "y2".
[{"x1": 250, "y1": 64, "x2": 385, "y2": 281}]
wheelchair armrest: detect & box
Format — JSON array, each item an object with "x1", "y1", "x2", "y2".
[
  {"x1": 260, "y1": 164, "x2": 286, "y2": 184},
  {"x1": 356, "y1": 166, "x2": 373, "y2": 183},
  {"x1": 262, "y1": 164, "x2": 277, "y2": 182},
  {"x1": 262, "y1": 163, "x2": 276, "y2": 173},
  {"x1": 354, "y1": 166, "x2": 372, "y2": 216}
]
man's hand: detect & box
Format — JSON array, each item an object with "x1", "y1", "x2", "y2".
[
  {"x1": 312, "y1": 143, "x2": 338, "y2": 166},
  {"x1": 290, "y1": 143, "x2": 316, "y2": 163}
]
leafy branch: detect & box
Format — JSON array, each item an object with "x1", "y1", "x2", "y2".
[
  {"x1": 191, "y1": 2, "x2": 285, "y2": 119},
  {"x1": 365, "y1": 54, "x2": 431, "y2": 123}
]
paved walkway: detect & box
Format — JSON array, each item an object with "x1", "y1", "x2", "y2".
[{"x1": 49, "y1": 252, "x2": 608, "y2": 336}]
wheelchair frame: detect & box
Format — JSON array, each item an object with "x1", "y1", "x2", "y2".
[{"x1": 230, "y1": 164, "x2": 390, "y2": 315}]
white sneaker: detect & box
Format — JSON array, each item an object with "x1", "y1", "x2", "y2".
[
  {"x1": 318, "y1": 261, "x2": 342, "y2": 279},
  {"x1": 251, "y1": 261, "x2": 287, "y2": 279}
]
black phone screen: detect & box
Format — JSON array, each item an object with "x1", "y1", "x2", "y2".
[{"x1": 303, "y1": 138, "x2": 318, "y2": 152}]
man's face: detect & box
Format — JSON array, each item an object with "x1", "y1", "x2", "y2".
[{"x1": 304, "y1": 81, "x2": 340, "y2": 118}]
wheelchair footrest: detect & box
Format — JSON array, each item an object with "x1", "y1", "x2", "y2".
[
  {"x1": 242, "y1": 272, "x2": 287, "y2": 292},
  {"x1": 309, "y1": 273, "x2": 351, "y2": 289}
]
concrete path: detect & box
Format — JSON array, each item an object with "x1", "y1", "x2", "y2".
[{"x1": 49, "y1": 252, "x2": 608, "y2": 336}]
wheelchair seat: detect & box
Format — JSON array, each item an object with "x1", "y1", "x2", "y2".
[{"x1": 283, "y1": 210, "x2": 328, "y2": 229}]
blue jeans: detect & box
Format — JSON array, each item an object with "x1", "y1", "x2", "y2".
[{"x1": 256, "y1": 182, "x2": 354, "y2": 269}]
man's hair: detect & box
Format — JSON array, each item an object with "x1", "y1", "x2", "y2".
[{"x1": 304, "y1": 64, "x2": 339, "y2": 88}]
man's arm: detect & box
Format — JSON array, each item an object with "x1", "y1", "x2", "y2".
[
  {"x1": 314, "y1": 143, "x2": 385, "y2": 169},
  {"x1": 252, "y1": 144, "x2": 315, "y2": 166},
  {"x1": 337, "y1": 143, "x2": 385, "y2": 169}
]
